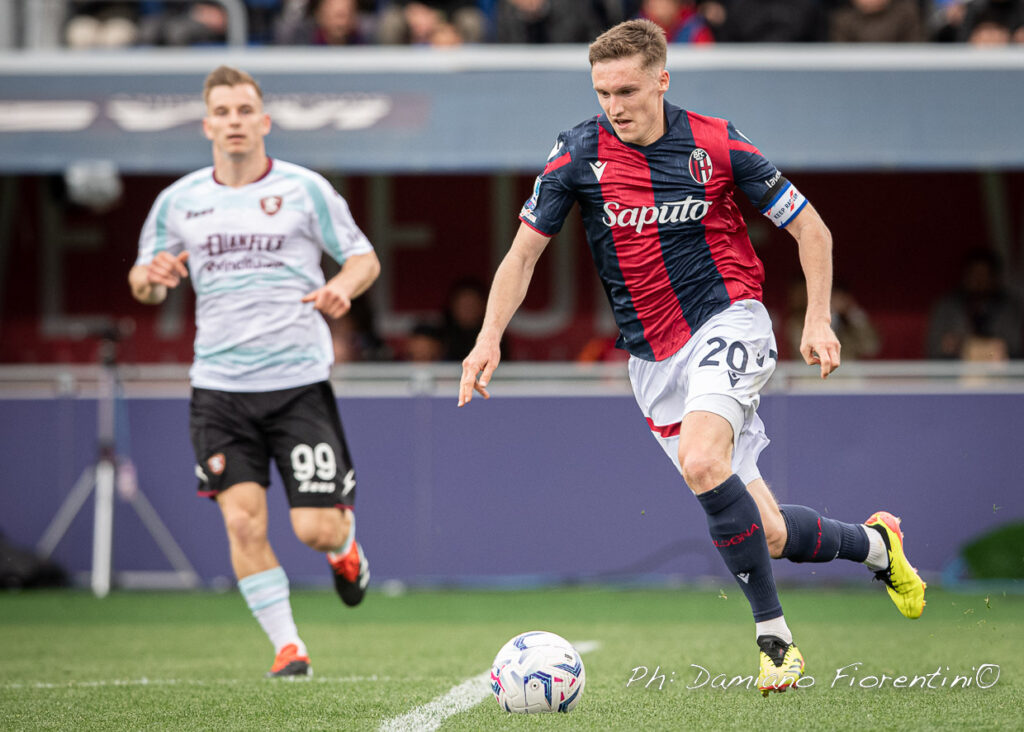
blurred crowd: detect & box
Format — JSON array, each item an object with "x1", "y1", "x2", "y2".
[
  {"x1": 327, "y1": 245, "x2": 1023, "y2": 365},
  {"x1": 53, "y1": 0, "x2": 1024, "y2": 50}
]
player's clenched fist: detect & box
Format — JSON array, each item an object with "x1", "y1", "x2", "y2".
[
  {"x1": 301, "y1": 283, "x2": 352, "y2": 319},
  {"x1": 147, "y1": 251, "x2": 190, "y2": 288}
]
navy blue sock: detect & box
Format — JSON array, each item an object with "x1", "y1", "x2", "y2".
[
  {"x1": 779, "y1": 504, "x2": 869, "y2": 563},
  {"x1": 697, "y1": 474, "x2": 782, "y2": 622}
]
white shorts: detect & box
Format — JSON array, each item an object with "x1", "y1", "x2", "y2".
[{"x1": 628, "y1": 299, "x2": 777, "y2": 488}]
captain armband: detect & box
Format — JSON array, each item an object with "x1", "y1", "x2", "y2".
[{"x1": 758, "y1": 177, "x2": 807, "y2": 229}]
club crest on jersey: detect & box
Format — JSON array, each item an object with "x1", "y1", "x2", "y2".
[
  {"x1": 260, "y1": 196, "x2": 283, "y2": 215},
  {"x1": 207, "y1": 453, "x2": 226, "y2": 475},
  {"x1": 688, "y1": 148, "x2": 713, "y2": 185}
]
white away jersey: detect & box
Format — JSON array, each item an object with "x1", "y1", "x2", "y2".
[{"x1": 136, "y1": 159, "x2": 373, "y2": 392}]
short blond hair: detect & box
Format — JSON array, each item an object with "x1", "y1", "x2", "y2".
[
  {"x1": 202, "y1": 65, "x2": 263, "y2": 104},
  {"x1": 588, "y1": 19, "x2": 667, "y2": 71}
]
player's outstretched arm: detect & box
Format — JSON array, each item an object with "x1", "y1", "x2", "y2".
[
  {"x1": 787, "y1": 204, "x2": 840, "y2": 379},
  {"x1": 128, "y1": 251, "x2": 190, "y2": 305},
  {"x1": 302, "y1": 251, "x2": 381, "y2": 319},
  {"x1": 458, "y1": 224, "x2": 551, "y2": 407}
]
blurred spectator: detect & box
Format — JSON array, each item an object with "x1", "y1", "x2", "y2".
[
  {"x1": 928, "y1": 0, "x2": 970, "y2": 41},
  {"x1": 494, "y1": 0, "x2": 603, "y2": 43},
  {"x1": 438, "y1": 278, "x2": 509, "y2": 361},
  {"x1": 247, "y1": 0, "x2": 287, "y2": 43},
  {"x1": 700, "y1": 0, "x2": 825, "y2": 42},
  {"x1": 926, "y1": 248, "x2": 1023, "y2": 360},
  {"x1": 329, "y1": 296, "x2": 392, "y2": 362},
  {"x1": 138, "y1": 2, "x2": 227, "y2": 45},
  {"x1": 786, "y1": 277, "x2": 881, "y2": 361},
  {"x1": 958, "y1": 0, "x2": 1024, "y2": 42},
  {"x1": 638, "y1": 0, "x2": 714, "y2": 43},
  {"x1": 376, "y1": 1, "x2": 487, "y2": 44},
  {"x1": 64, "y1": 2, "x2": 138, "y2": 48},
  {"x1": 964, "y1": 7, "x2": 1017, "y2": 42},
  {"x1": 403, "y1": 321, "x2": 445, "y2": 361},
  {"x1": 829, "y1": 0, "x2": 924, "y2": 43},
  {"x1": 595, "y1": 0, "x2": 635, "y2": 28},
  {"x1": 275, "y1": 0, "x2": 372, "y2": 44}
]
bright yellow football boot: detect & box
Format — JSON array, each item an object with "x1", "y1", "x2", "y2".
[
  {"x1": 757, "y1": 636, "x2": 804, "y2": 697},
  {"x1": 866, "y1": 511, "x2": 926, "y2": 619}
]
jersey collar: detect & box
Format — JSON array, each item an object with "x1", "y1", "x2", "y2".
[
  {"x1": 211, "y1": 157, "x2": 274, "y2": 187},
  {"x1": 597, "y1": 101, "x2": 683, "y2": 153}
]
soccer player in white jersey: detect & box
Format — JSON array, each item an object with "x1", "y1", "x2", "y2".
[
  {"x1": 129, "y1": 66, "x2": 379, "y2": 678},
  {"x1": 459, "y1": 21, "x2": 926, "y2": 694}
]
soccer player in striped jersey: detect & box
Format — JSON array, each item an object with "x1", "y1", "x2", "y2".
[
  {"x1": 129, "y1": 66, "x2": 379, "y2": 678},
  {"x1": 458, "y1": 20, "x2": 925, "y2": 694}
]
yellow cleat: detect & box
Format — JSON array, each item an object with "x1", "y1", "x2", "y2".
[
  {"x1": 757, "y1": 636, "x2": 804, "y2": 697},
  {"x1": 865, "y1": 511, "x2": 926, "y2": 619}
]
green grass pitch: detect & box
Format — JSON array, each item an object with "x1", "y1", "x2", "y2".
[{"x1": 1, "y1": 585, "x2": 1021, "y2": 730}]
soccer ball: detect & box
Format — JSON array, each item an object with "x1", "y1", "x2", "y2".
[{"x1": 490, "y1": 631, "x2": 586, "y2": 713}]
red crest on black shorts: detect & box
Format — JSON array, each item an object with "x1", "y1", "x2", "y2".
[{"x1": 207, "y1": 453, "x2": 226, "y2": 475}]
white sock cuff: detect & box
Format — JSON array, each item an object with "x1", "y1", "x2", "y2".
[
  {"x1": 238, "y1": 566, "x2": 289, "y2": 612},
  {"x1": 755, "y1": 616, "x2": 793, "y2": 645},
  {"x1": 864, "y1": 525, "x2": 888, "y2": 571}
]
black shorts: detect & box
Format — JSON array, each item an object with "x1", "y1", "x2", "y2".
[{"x1": 189, "y1": 381, "x2": 356, "y2": 510}]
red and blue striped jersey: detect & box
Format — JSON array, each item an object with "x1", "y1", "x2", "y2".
[{"x1": 520, "y1": 101, "x2": 807, "y2": 361}]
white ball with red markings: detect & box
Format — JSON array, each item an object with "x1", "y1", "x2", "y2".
[{"x1": 490, "y1": 631, "x2": 585, "y2": 714}]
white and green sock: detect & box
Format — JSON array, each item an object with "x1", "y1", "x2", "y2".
[{"x1": 238, "y1": 566, "x2": 306, "y2": 656}]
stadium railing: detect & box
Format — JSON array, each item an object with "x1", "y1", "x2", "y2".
[{"x1": 1, "y1": 361, "x2": 1022, "y2": 399}]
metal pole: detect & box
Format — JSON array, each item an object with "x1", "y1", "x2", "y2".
[
  {"x1": 23, "y1": 0, "x2": 64, "y2": 49},
  {"x1": 91, "y1": 457, "x2": 114, "y2": 598},
  {"x1": 90, "y1": 338, "x2": 118, "y2": 598}
]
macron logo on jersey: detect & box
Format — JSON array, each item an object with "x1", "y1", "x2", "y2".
[{"x1": 589, "y1": 161, "x2": 607, "y2": 182}]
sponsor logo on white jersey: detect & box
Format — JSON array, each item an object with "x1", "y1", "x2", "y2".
[
  {"x1": 589, "y1": 160, "x2": 607, "y2": 182},
  {"x1": 601, "y1": 197, "x2": 710, "y2": 233},
  {"x1": 199, "y1": 233, "x2": 286, "y2": 256}
]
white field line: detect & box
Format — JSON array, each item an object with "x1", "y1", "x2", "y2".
[
  {"x1": 2, "y1": 675, "x2": 392, "y2": 690},
  {"x1": 379, "y1": 640, "x2": 601, "y2": 732}
]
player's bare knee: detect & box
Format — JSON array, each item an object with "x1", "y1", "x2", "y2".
[
  {"x1": 222, "y1": 510, "x2": 266, "y2": 549},
  {"x1": 679, "y1": 452, "x2": 730, "y2": 494}
]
